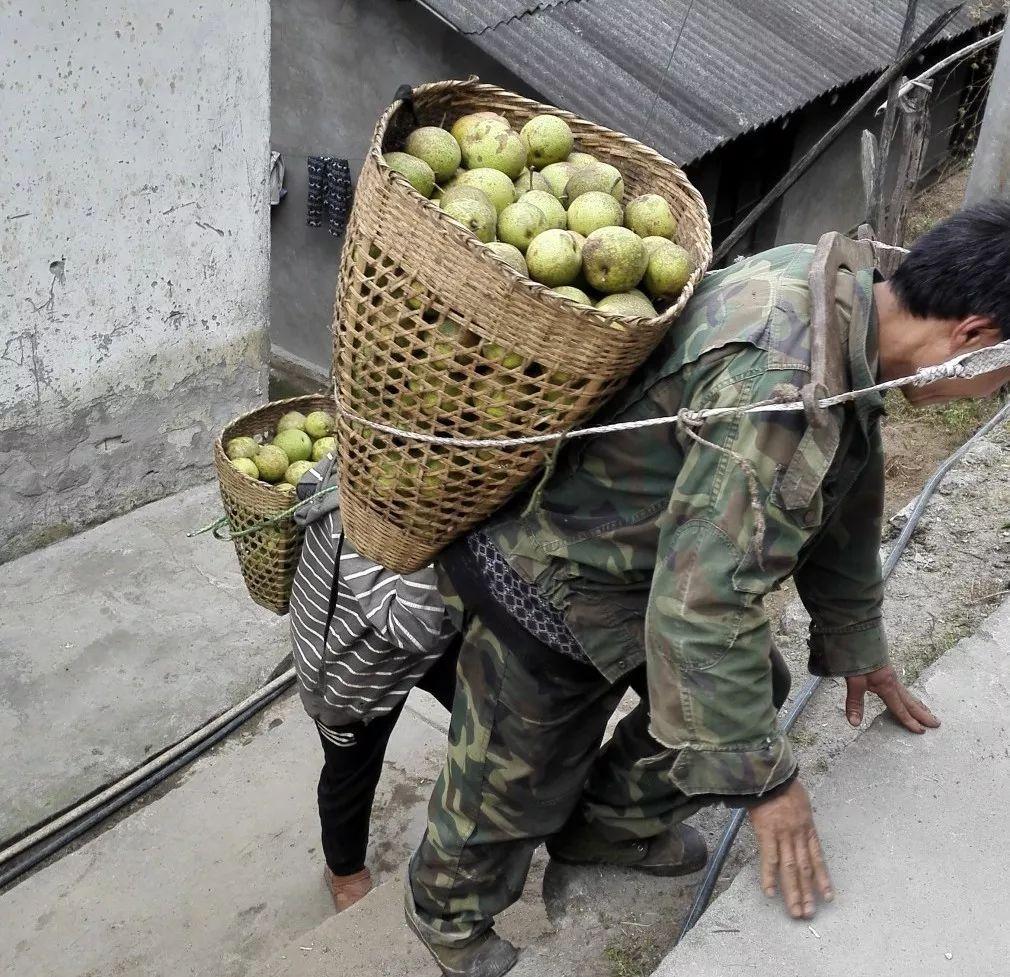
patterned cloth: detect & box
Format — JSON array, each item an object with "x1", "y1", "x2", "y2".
[
  {"x1": 306, "y1": 156, "x2": 352, "y2": 236},
  {"x1": 466, "y1": 532, "x2": 588, "y2": 663}
]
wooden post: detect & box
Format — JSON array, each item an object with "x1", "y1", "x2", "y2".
[{"x1": 882, "y1": 81, "x2": 934, "y2": 246}]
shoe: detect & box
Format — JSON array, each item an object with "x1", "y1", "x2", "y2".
[
  {"x1": 405, "y1": 908, "x2": 519, "y2": 977},
  {"x1": 324, "y1": 866, "x2": 372, "y2": 913},
  {"x1": 546, "y1": 820, "x2": 708, "y2": 877}
]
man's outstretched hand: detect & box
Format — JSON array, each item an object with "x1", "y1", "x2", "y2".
[
  {"x1": 749, "y1": 780, "x2": 832, "y2": 919},
  {"x1": 844, "y1": 664, "x2": 940, "y2": 733}
]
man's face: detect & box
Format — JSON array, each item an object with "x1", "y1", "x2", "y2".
[{"x1": 901, "y1": 314, "x2": 1009, "y2": 407}]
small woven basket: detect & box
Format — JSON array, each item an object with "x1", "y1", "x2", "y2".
[
  {"x1": 214, "y1": 393, "x2": 336, "y2": 615},
  {"x1": 335, "y1": 78, "x2": 712, "y2": 573}
]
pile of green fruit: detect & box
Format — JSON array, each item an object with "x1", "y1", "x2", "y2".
[
  {"x1": 224, "y1": 409, "x2": 336, "y2": 492},
  {"x1": 383, "y1": 111, "x2": 696, "y2": 318}
]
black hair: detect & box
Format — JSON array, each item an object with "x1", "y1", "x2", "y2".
[{"x1": 889, "y1": 198, "x2": 1010, "y2": 338}]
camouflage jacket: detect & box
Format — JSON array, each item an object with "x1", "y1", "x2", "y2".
[{"x1": 487, "y1": 244, "x2": 888, "y2": 798}]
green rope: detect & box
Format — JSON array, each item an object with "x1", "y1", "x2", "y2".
[{"x1": 188, "y1": 485, "x2": 340, "y2": 542}]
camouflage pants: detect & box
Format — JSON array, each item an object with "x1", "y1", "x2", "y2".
[{"x1": 406, "y1": 611, "x2": 704, "y2": 948}]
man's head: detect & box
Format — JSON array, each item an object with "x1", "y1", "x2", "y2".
[{"x1": 877, "y1": 199, "x2": 1010, "y2": 405}]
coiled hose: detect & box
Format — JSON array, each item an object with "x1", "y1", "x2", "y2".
[{"x1": 676, "y1": 399, "x2": 1010, "y2": 941}]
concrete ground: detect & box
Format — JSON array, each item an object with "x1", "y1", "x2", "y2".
[
  {"x1": 0, "y1": 483, "x2": 288, "y2": 841},
  {"x1": 657, "y1": 599, "x2": 1010, "y2": 977}
]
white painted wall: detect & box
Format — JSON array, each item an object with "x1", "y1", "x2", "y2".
[{"x1": 0, "y1": 1, "x2": 271, "y2": 560}]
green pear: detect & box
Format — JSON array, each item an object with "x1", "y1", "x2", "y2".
[
  {"x1": 567, "y1": 191, "x2": 624, "y2": 236},
  {"x1": 517, "y1": 189, "x2": 567, "y2": 230},
  {"x1": 225, "y1": 436, "x2": 259, "y2": 461},
  {"x1": 596, "y1": 292, "x2": 658, "y2": 318},
  {"x1": 311, "y1": 436, "x2": 337, "y2": 462},
  {"x1": 643, "y1": 244, "x2": 695, "y2": 301},
  {"x1": 404, "y1": 127, "x2": 462, "y2": 183},
  {"x1": 440, "y1": 183, "x2": 496, "y2": 214},
  {"x1": 539, "y1": 162, "x2": 575, "y2": 202},
  {"x1": 456, "y1": 168, "x2": 516, "y2": 214},
  {"x1": 497, "y1": 201, "x2": 549, "y2": 253},
  {"x1": 272, "y1": 429, "x2": 313, "y2": 463},
  {"x1": 459, "y1": 125, "x2": 528, "y2": 179},
  {"x1": 625, "y1": 193, "x2": 678, "y2": 239},
  {"x1": 230, "y1": 457, "x2": 259, "y2": 478},
  {"x1": 482, "y1": 342, "x2": 524, "y2": 370},
  {"x1": 254, "y1": 445, "x2": 290, "y2": 483},
  {"x1": 642, "y1": 235, "x2": 677, "y2": 257},
  {"x1": 442, "y1": 194, "x2": 498, "y2": 243},
  {"x1": 285, "y1": 460, "x2": 316, "y2": 487},
  {"x1": 450, "y1": 112, "x2": 509, "y2": 145},
  {"x1": 550, "y1": 285, "x2": 593, "y2": 305},
  {"x1": 582, "y1": 226, "x2": 648, "y2": 294},
  {"x1": 520, "y1": 114, "x2": 575, "y2": 169},
  {"x1": 514, "y1": 168, "x2": 549, "y2": 195},
  {"x1": 304, "y1": 410, "x2": 335, "y2": 440},
  {"x1": 276, "y1": 411, "x2": 307, "y2": 433},
  {"x1": 567, "y1": 151, "x2": 598, "y2": 168},
  {"x1": 525, "y1": 229, "x2": 583, "y2": 287},
  {"x1": 485, "y1": 241, "x2": 529, "y2": 276},
  {"x1": 382, "y1": 152, "x2": 435, "y2": 197},
  {"x1": 566, "y1": 162, "x2": 625, "y2": 203}
]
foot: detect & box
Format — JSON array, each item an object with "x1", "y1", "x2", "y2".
[
  {"x1": 546, "y1": 821, "x2": 708, "y2": 877},
  {"x1": 405, "y1": 909, "x2": 519, "y2": 977},
  {"x1": 324, "y1": 866, "x2": 372, "y2": 913}
]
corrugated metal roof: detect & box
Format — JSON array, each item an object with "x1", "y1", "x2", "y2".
[
  {"x1": 417, "y1": 0, "x2": 1002, "y2": 163},
  {"x1": 414, "y1": 1, "x2": 582, "y2": 35}
]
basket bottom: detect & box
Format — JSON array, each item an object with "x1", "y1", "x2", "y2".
[{"x1": 340, "y1": 492, "x2": 440, "y2": 573}]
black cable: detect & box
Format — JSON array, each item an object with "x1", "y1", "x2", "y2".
[
  {"x1": 676, "y1": 399, "x2": 1010, "y2": 941},
  {"x1": 0, "y1": 679, "x2": 293, "y2": 892}
]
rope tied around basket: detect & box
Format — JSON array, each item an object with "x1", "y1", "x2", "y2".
[{"x1": 187, "y1": 485, "x2": 340, "y2": 541}]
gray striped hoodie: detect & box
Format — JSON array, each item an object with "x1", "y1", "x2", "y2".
[{"x1": 289, "y1": 455, "x2": 455, "y2": 728}]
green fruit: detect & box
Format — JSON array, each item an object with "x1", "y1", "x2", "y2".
[
  {"x1": 567, "y1": 191, "x2": 624, "y2": 236},
  {"x1": 225, "y1": 436, "x2": 259, "y2": 461},
  {"x1": 566, "y1": 162, "x2": 625, "y2": 203},
  {"x1": 254, "y1": 444, "x2": 289, "y2": 483},
  {"x1": 441, "y1": 194, "x2": 498, "y2": 243},
  {"x1": 459, "y1": 125, "x2": 528, "y2": 179},
  {"x1": 382, "y1": 152, "x2": 435, "y2": 197},
  {"x1": 304, "y1": 410, "x2": 335, "y2": 440},
  {"x1": 567, "y1": 151, "x2": 598, "y2": 168},
  {"x1": 450, "y1": 112, "x2": 509, "y2": 145},
  {"x1": 582, "y1": 226, "x2": 648, "y2": 294},
  {"x1": 643, "y1": 243, "x2": 695, "y2": 301},
  {"x1": 624, "y1": 193, "x2": 678, "y2": 239},
  {"x1": 526, "y1": 229, "x2": 583, "y2": 287},
  {"x1": 539, "y1": 162, "x2": 575, "y2": 202},
  {"x1": 483, "y1": 343, "x2": 524, "y2": 370},
  {"x1": 404, "y1": 127, "x2": 462, "y2": 183},
  {"x1": 551, "y1": 285, "x2": 593, "y2": 305},
  {"x1": 514, "y1": 168, "x2": 549, "y2": 195},
  {"x1": 520, "y1": 114, "x2": 575, "y2": 169},
  {"x1": 485, "y1": 241, "x2": 529, "y2": 276},
  {"x1": 642, "y1": 235, "x2": 677, "y2": 257},
  {"x1": 230, "y1": 457, "x2": 259, "y2": 478},
  {"x1": 497, "y1": 201, "x2": 548, "y2": 253},
  {"x1": 272, "y1": 428, "x2": 312, "y2": 463},
  {"x1": 518, "y1": 189, "x2": 567, "y2": 230},
  {"x1": 456, "y1": 168, "x2": 517, "y2": 214},
  {"x1": 285, "y1": 460, "x2": 316, "y2": 486},
  {"x1": 276, "y1": 482, "x2": 297, "y2": 496},
  {"x1": 596, "y1": 292, "x2": 658, "y2": 318},
  {"x1": 276, "y1": 411, "x2": 307, "y2": 433},
  {"x1": 440, "y1": 183, "x2": 496, "y2": 213},
  {"x1": 312, "y1": 436, "x2": 337, "y2": 462}
]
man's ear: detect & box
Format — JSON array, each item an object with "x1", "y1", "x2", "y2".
[{"x1": 950, "y1": 314, "x2": 1002, "y2": 353}]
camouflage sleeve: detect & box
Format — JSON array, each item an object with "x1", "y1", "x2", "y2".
[
  {"x1": 795, "y1": 422, "x2": 889, "y2": 677},
  {"x1": 645, "y1": 360, "x2": 833, "y2": 799}
]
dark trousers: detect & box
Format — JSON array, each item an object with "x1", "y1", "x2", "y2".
[{"x1": 316, "y1": 640, "x2": 460, "y2": 876}]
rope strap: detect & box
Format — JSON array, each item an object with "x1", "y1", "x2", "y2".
[{"x1": 187, "y1": 485, "x2": 339, "y2": 540}]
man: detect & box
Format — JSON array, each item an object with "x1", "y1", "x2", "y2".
[{"x1": 405, "y1": 201, "x2": 1010, "y2": 977}]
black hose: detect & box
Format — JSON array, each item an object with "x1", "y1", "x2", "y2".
[
  {"x1": 0, "y1": 678, "x2": 293, "y2": 892},
  {"x1": 676, "y1": 400, "x2": 1010, "y2": 941}
]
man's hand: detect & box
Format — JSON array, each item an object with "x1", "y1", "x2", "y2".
[
  {"x1": 749, "y1": 779, "x2": 832, "y2": 919},
  {"x1": 844, "y1": 665, "x2": 940, "y2": 733}
]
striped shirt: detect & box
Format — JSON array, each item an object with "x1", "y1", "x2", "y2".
[{"x1": 289, "y1": 456, "x2": 455, "y2": 727}]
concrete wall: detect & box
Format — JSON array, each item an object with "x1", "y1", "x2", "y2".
[
  {"x1": 0, "y1": 2, "x2": 271, "y2": 562},
  {"x1": 270, "y1": 0, "x2": 536, "y2": 377}
]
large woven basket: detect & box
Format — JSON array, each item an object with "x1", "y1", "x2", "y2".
[
  {"x1": 335, "y1": 78, "x2": 712, "y2": 573},
  {"x1": 214, "y1": 394, "x2": 336, "y2": 615}
]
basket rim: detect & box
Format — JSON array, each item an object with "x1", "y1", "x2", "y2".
[{"x1": 366, "y1": 77, "x2": 713, "y2": 331}]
